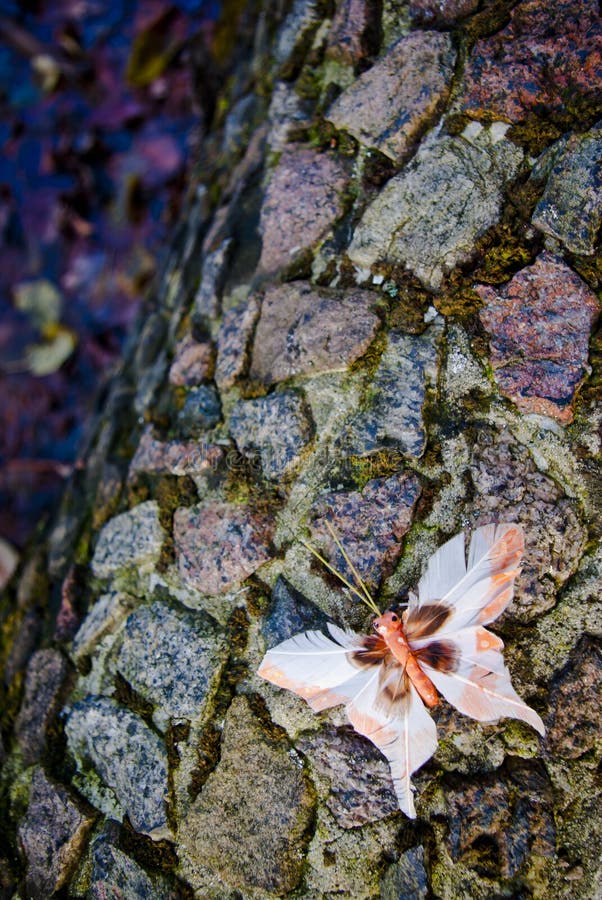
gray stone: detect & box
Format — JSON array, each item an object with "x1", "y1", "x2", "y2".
[
  {"x1": 114, "y1": 601, "x2": 226, "y2": 727},
  {"x1": 469, "y1": 430, "x2": 587, "y2": 621},
  {"x1": 298, "y1": 725, "x2": 398, "y2": 827},
  {"x1": 532, "y1": 125, "x2": 602, "y2": 255},
  {"x1": 250, "y1": 282, "x2": 380, "y2": 384},
  {"x1": 130, "y1": 426, "x2": 223, "y2": 477},
  {"x1": 65, "y1": 697, "x2": 170, "y2": 839},
  {"x1": 381, "y1": 846, "x2": 429, "y2": 899},
  {"x1": 177, "y1": 384, "x2": 222, "y2": 433},
  {"x1": 174, "y1": 501, "x2": 274, "y2": 596},
  {"x1": 15, "y1": 649, "x2": 68, "y2": 766},
  {"x1": 89, "y1": 828, "x2": 174, "y2": 899},
  {"x1": 91, "y1": 501, "x2": 165, "y2": 579},
  {"x1": 267, "y1": 81, "x2": 313, "y2": 153},
  {"x1": 258, "y1": 145, "x2": 349, "y2": 274},
  {"x1": 348, "y1": 125, "x2": 523, "y2": 290},
  {"x1": 273, "y1": 0, "x2": 322, "y2": 76},
  {"x1": 179, "y1": 696, "x2": 315, "y2": 893},
  {"x1": 18, "y1": 767, "x2": 94, "y2": 897},
  {"x1": 261, "y1": 575, "x2": 329, "y2": 648},
  {"x1": 215, "y1": 294, "x2": 261, "y2": 390},
  {"x1": 345, "y1": 325, "x2": 440, "y2": 458},
  {"x1": 327, "y1": 31, "x2": 455, "y2": 163},
  {"x1": 72, "y1": 591, "x2": 133, "y2": 660},
  {"x1": 193, "y1": 238, "x2": 232, "y2": 318},
  {"x1": 230, "y1": 391, "x2": 314, "y2": 479}
]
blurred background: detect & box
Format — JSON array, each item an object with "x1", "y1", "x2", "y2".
[{"x1": 0, "y1": 0, "x2": 220, "y2": 573}]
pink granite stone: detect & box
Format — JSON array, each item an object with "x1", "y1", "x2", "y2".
[
  {"x1": 215, "y1": 295, "x2": 261, "y2": 390},
  {"x1": 258, "y1": 146, "x2": 349, "y2": 273},
  {"x1": 168, "y1": 335, "x2": 214, "y2": 386},
  {"x1": 174, "y1": 502, "x2": 274, "y2": 595},
  {"x1": 477, "y1": 253, "x2": 600, "y2": 423},
  {"x1": 310, "y1": 471, "x2": 421, "y2": 593},
  {"x1": 325, "y1": 0, "x2": 378, "y2": 67},
  {"x1": 462, "y1": 0, "x2": 602, "y2": 123},
  {"x1": 130, "y1": 427, "x2": 223, "y2": 477},
  {"x1": 249, "y1": 282, "x2": 380, "y2": 384},
  {"x1": 327, "y1": 31, "x2": 455, "y2": 162}
]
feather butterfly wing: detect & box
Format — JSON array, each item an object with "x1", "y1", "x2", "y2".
[
  {"x1": 258, "y1": 523, "x2": 544, "y2": 819},
  {"x1": 258, "y1": 623, "x2": 437, "y2": 818},
  {"x1": 405, "y1": 524, "x2": 545, "y2": 735}
]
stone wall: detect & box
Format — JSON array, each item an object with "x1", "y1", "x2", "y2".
[{"x1": 1, "y1": 0, "x2": 601, "y2": 897}]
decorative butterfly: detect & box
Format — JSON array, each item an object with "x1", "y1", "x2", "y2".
[{"x1": 258, "y1": 522, "x2": 545, "y2": 818}]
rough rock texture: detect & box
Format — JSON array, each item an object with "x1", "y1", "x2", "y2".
[
  {"x1": 462, "y1": 0, "x2": 602, "y2": 123},
  {"x1": 325, "y1": 0, "x2": 378, "y2": 67},
  {"x1": 344, "y1": 324, "x2": 441, "y2": 457},
  {"x1": 215, "y1": 294, "x2": 260, "y2": 389},
  {"x1": 250, "y1": 281, "x2": 380, "y2": 383},
  {"x1": 177, "y1": 384, "x2": 222, "y2": 433},
  {"x1": 14, "y1": 649, "x2": 68, "y2": 765},
  {"x1": 2, "y1": 2, "x2": 601, "y2": 897},
  {"x1": 168, "y1": 335, "x2": 214, "y2": 386},
  {"x1": 327, "y1": 31, "x2": 455, "y2": 162},
  {"x1": 89, "y1": 829, "x2": 175, "y2": 900},
  {"x1": 298, "y1": 725, "x2": 399, "y2": 827},
  {"x1": 113, "y1": 601, "x2": 226, "y2": 728},
  {"x1": 18, "y1": 767, "x2": 94, "y2": 897},
  {"x1": 179, "y1": 696, "x2": 315, "y2": 894},
  {"x1": 258, "y1": 146, "x2": 349, "y2": 273},
  {"x1": 409, "y1": 0, "x2": 478, "y2": 26},
  {"x1": 311, "y1": 471, "x2": 422, "y2": 591},
  {"x1": 348, "y1": 126, "x2": 523, "y2": 290},
  {"x1": 91, "y1": 500, "x2": 165, "y2": 579},
  {"x1": 65, "y1": 697, "x2": 170, "y2": 838},
  {"x1": 532, "y1": 125, "x2": 602, "y2": 255},
  {"x1": 230, "y1": 390, "x2": 314, "y2": 479},
  {"x1": 477, "y1": 253, "x2": 600, "y2": 423},
  {"x1": 174, "y1": 501, "x2": 274, "y2": 595},
  {"x1": 469, "y1": 430, "x2": 587, "y2": 621},
  {"x1": 130, "y1": 426, "x2": 223, "y2": 477}
]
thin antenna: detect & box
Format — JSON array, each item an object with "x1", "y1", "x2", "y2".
[
  {"x1": 325, "y1": 520, "x2": 378, "y2": 613},
  {"x1": 301, "y1": 527, "x2": 381, "y2": 617}
]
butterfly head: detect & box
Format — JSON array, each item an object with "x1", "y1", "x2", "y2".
[{"x1": 373, "y1": 610, "x2": 404, "y2": 637}]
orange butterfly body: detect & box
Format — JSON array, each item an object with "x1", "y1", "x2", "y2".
[{"x1": 258, "y1": 524, "x2": 545, "y2": 818}]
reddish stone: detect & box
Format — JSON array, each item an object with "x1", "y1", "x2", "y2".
[
  {"x1": 311, "y1": 472, "x2": 421, "y2": 594},
  {"x1": 18, "y1": 768, "x2": 94, "y2": 896},
  {"x1": 258, "y1": 146, "x2": 349, "y2": 274},
  {"x1": 249, "y1": 282, "x2": 380, "y2": 384},
  {"x1": 328, "y1": 31, "x2": 455, "y2": 162},
  {"x1": 462, "y1": 0, "x2": 602, "y2": 123},
  {"x1": 168, "y1": 335, "x2": 214, "y2": 387},
  {"x1": 325, "y1": 0, "x2": 378, "y2": 67},
  {"x1": 215, "y1": 295, "x2": 261, "y2": 390},
  {"x1": 174, "y1": 502, "x2": 274, "y2": 595},
  {"x1": 130, "y1": 427, "x2": 223, "y2": 477},
  {"x1": 477, "y1": 253, "x2": 599, "y2": 423}
]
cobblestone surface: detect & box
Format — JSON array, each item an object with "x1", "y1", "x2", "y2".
[{"x1": 3, "y1": 2, "x2": 601, "y2": 897}]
